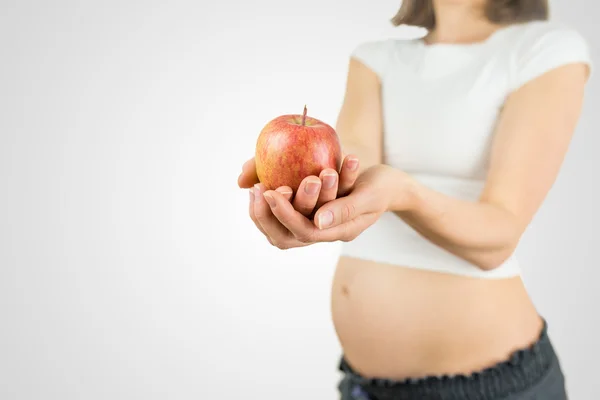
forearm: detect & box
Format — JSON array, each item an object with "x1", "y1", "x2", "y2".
[{"x1": 387, "y1": 168, "x2": 522, "y2": 270}]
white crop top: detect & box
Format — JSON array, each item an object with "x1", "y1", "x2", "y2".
[{"x1": 340, "y1": 21, "x2": 592, "y2": 279}]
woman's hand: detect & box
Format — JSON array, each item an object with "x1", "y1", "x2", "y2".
[
  {"x1": 251, "y1": 164, "x2": 413, "y2": 249},
  {"x1": 238, "y1": 155, "x2": 360, "y2": 216},
  {"x1": 239, "y1": 153, "x2": 360, "y2": 218},
  {"x1": 238, "y1": 155, "x2": 360, "y2": 247}
]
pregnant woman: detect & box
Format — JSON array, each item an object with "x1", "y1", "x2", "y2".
[{"x1": 238, "y1": 0, "x2": 592, "y2": 398}]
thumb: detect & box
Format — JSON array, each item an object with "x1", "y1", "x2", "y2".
[{"x1": 313, "y1": 189, "x2": 371, "y2": 230}]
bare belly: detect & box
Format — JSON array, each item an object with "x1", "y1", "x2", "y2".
[{"x1": 331, "y1": 256, "x2": 543, "y2": 380}]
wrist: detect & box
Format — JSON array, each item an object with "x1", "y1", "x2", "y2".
[{"x1": 379, "y1": 165, "x2": 420, "y2": 212}]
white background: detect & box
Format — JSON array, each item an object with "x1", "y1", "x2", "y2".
[{"x1": 1, "y1": 0, "x2": 598, "y2": 399}]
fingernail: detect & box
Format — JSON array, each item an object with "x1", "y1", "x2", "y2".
[
  {"x1": 277, "y1": 189, "x2": 293, "y2": 197},
  {"x1": 263, "y1": 192, "x2": 275, "y2": 208},
  {"x1": 253, "y1": 184, "x2": 261, "y2": 203},
  {"x1": 318, "y1": 211, "x2": 334, "y2": 229},
  {"x1": 305, "y1": 180, "x2": 321, "y2": 195},
  {"x1": 347, "y1": 158, "x2": 359, "y2": 171},
  {"x1": 322, "y1": 174, "x2": 337, "y2": 189},
  {"x1": 249, "y1": 188, "x2": 255, "y2": 202}
]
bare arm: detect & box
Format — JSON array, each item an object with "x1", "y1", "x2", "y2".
[
  {"x1": 336, "y1": 58, "x2": 384, "y2": 174},
  {"x1": 390, "y1": 63, "x2": 590, "y2": 270}
]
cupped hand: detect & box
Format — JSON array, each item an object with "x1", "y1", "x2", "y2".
[
  {"x1": 252, "y1": 164, "x2": 411, "y2": 249},
  {"x1": 238, "y1": 154, "x2": 360, "y2": 247},
  {"x1": 238, "y1": 154, "x2": 360, "y2": 217}
]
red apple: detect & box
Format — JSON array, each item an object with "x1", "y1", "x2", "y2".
[{"x1": 255, "y1": 106, "x2": 342, "y2": 192}]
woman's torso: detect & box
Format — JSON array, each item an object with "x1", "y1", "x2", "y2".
[
  {"x1": 331, "y1": 256, "x2": 542, "y2": 379},
  {"x1": 330, "y1": 20, "x2": 590, "y2": 379}
]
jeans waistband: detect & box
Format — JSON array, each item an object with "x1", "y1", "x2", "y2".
[{"x1": 339, "y1": 319, "x2": 559, "y2": 400}]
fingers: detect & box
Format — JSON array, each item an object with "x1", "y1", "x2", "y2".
[
  {"x1": 238, "y1": 157, "x2": 259, "y2": 188},
  {"x1": 250, "y1": 183, "x2": 296, "y2": 248},
  {"x1": 313, "y1": 189, "x2": 371, "y2": 230},
  {"x1": 292, "y1": 175, "x2": 321, "y2": 217},
  {"x1": 244, "y1": 154, "x2": 365, "y2": 248},
  {"x1": 265, "y1": 188, "x2": 377, "y2": 244},
  {"x1": 248, "y1": 187, "x2": 267, "y2": 237},
  {"x1": 313, "y1": 212, "x2": 378, "y2": 243},
  {"x1": 338, "y1": 155, "x2": 360, "y2": 196},
  {"x1": 316, "y1": 168, "x2": 339, "y2": 209},
  {"x1": 263, "y1": 190, "x2": 322, "y2": 244},
  {"x1": 291, "y1": 168, "x2": 340, "y2": 217},
  {"x1": 275, "y1": 186, "x2": 294, "y2": 201}
]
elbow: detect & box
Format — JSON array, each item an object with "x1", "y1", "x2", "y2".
[
  {"x1": 477, "y1": 248, "x2": 516, "y2": 271},
  {"x1": 476, "y1": 239, "x2": 520, "y2": 271},
  {"x1": 476, "y1": 209, "x2": 525, "y2": 271}
]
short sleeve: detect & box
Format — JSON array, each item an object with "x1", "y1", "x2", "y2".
[
  {"x1": 510, "y1": 24, "x2": 593, "y2": 91},
  {"x1": 350, "y1": 40, "x2": 392, "y2": 79}
]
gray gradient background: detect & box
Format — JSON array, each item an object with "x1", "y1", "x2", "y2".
[{"x1": 0, "y1": 0, "x2": 598, "y2": 399}]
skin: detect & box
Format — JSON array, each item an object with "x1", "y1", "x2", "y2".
[{"x1": 238, "y1": 0, "x2": 590, "y2": 381}]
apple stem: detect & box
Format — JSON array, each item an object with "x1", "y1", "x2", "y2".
[{"x1": 302, "y1": 105, "x2": 307, "y2": 126}]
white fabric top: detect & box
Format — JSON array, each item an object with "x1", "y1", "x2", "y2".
[{"x1": 340, "y1": 21, "x2": 593, "y2": 278}]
